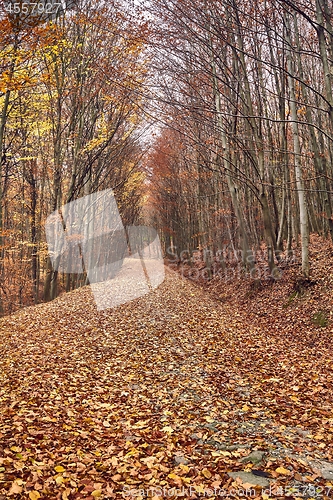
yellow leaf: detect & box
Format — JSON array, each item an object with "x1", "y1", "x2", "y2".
[
  {"x1": 62, "y1": 489, "x2": 71, "y2": 500},
  {"x1": 54, "y1": 465, "x2": 66, "y2": 473},
  {"x1": 219, "y1": 451, "x2": 231, "y2": 456},
  {"x1": 125, "y1": 448, "x2": 139, "y2": 458},
  {"x1": 275, "y1": 466, "x2": 291, "y2": 475},
  {"x1": 242, "y1": 404, "x2": 250, "y2": 412},
  {"x1": 168, "y1": 472, "x2": 181, "y2": 481},
  {"x1": 202, "y1": 468, "x2": 212, "y2": 479},
  {"x1": 162, "y1": 426, "x2": 174, "y2": 434},
  {"x1": 297, "y1": 459, "x2": 308, "y2": 466},
  {"x1": 10, "y1": 446, "x2": 22, "y2": 453},
  {"x1": 55, "y1": 476, "x2": 64, "y2": 484},
  {"x1": 92, "y1": 490, "x2": 102, "y2": 497},
  {"x1": 132, "y1": 420, "x2": 148, "y2": 429},
  {"x1": 14, "y1": 461, "x2": 24, "y2": 470},
  {"x1": 29, "y1": 491, "x2": 41, "y2": 500}
]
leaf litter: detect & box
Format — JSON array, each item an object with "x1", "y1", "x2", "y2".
[{"x1": 0, "y1": 238, "x2": 333, "y2": 499}]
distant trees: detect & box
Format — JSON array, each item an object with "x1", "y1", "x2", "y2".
[
  {"x1": 1, "y1": 0, "x2": 333, "y2": 314},
  {"x1": 147, "y1": 0, "x2": 333, "y2": 279},
  {"x1": 0, "y1": 0, "x2": 149, "y2": 314}
]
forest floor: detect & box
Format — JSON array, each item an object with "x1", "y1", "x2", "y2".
[{"x1": 1, "y1": 235, "x2": 333, "y2": 499}]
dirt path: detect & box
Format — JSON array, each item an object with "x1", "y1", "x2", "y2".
[{"x1": 0, "y1": 268, "x2": 332, "y2": 498}]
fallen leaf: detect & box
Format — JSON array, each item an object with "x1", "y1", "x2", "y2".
[
  {"x1": 29, "y1": 491, "x2": 41, "y2": 500},
  {"x1": 54, "y1": 465, "x2": 66, "y2": 473},
  {"x1": 275, "y1": 466, "x2": 292, "y2": 475},
  {"x1": 202, "y1": 468, "x2": 212, "y2": 479}
]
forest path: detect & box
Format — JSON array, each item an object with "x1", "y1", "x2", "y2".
[{"x1": 0, "y1": 268, "x2": 332, "y2": 498}]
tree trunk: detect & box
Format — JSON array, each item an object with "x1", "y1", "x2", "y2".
[{"x1": 285, "y1": 14, "x2": 310, "y2": 277}]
